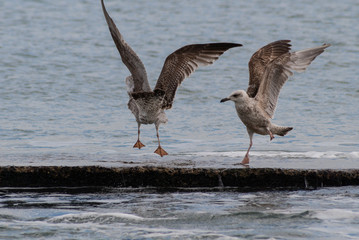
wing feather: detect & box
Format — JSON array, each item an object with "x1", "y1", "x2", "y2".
[
  {"x1": 247, "y1": 40, "x2": 292, "y2": 97},
  {"x1": 101, "y1": 0, "x2": 151, "y2": 92},
  {"x1": 154, "y1": 43, "x2": 242, "y2": 109},
  {"x1": 255, "y1": 43, "x2": 331, "y2": 118}
]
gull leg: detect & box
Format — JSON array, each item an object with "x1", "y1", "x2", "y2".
[
  {"x1": 267, "y1": 128, "x2": 274, "y2": 141},
  {"x1": 154, "y1": 125, "x2": 168, "y2": 157},
  {"x1": 133, "y1": 123, "x2": 145, "y2": 149},
  {"x1": 241, "y1": 129, "x2": 253, "y2": 165}
]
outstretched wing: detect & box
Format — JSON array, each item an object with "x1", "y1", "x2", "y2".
[
  {"x1": 255, "y1": 43, "x2": 331, "y2": 118},
  {"x1": 154, "y1": 43, "x2": 242, "y2": 109},
  {"x1": 247, "y1": 40, "x2": 292, "y2": 98},
  {"x1": 101, "y1": 0, "x2": 151, "y2": 92}
]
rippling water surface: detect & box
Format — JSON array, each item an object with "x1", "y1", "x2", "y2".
[
  {"x1": 1, "y1": 0, "x2": 358, "y2": 167},
  {"x1": 1, "y1": 0, "x2": 359, "y2": 238},
  {"x1": 1, "y1": 187, "x2": 359, "y2": 239}
]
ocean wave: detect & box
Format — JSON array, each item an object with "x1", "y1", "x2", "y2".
[
  {"x1": 48, "y1": 212, "x2": 176, "y2": 224},
  {"x1": 313, "y1": 209, "x2": 359, "y2": 220},
  {"x1": 48, "y1": 212, "x2": 144, "y2": 223}
]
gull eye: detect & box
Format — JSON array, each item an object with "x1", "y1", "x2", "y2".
[{"x1": 232, "y1": 94, "x2": 240, "y2": 98}]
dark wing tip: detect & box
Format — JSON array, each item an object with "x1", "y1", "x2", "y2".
[
  {"x1": 204, "y1": 42, "x2": 243, "y2": 49},
  {"x1": 101, "y1": 0, "x2": 114, "y2": 28},
  {"x1": 170, "y1": 42, "x2": 242, "y2": 57},
  {"x1": 101, "y1": 0, "x2": 107, "y2": 15},
  {"x1": 221, "y1": 42, "x2": 243, "y2": 47}
]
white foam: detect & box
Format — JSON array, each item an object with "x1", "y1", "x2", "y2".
[
  {"x1": 189, "y1": 151, "x2": 359, "y2": 159},
  {"x1": 313, "y1": 209, "x2": 359, "y2": 220},
  {"x1": 348, "y1": 152, "x2": 359, "y2": 158},
  {"x1": 48, "y1": 212, "x2": 178, "y2": 223},
  {"x1": 48, "y1": 212, "x2": 145, "y2": 223},
  {"x1": 133, "y1": 226, "x2": 239, "y2": 240}
]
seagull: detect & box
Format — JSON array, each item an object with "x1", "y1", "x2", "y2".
[
  {"x1": 101, "y1": 0, "x2": 242, "y2": 156},
  {"x1": 220, "y1": 40, "x2": 330, "y2": 165}
]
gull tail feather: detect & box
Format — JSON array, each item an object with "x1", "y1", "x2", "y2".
[{"x1": 271, "y1": 124, "x2": 293, "y2": 136}]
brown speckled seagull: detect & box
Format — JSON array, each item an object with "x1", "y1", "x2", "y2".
[
  {"x1": 220, "y1": 40, "x2": 330, "y2": 165},
  {"x1": 101, "y1": 0, "x2": 242, "y2": 156}
]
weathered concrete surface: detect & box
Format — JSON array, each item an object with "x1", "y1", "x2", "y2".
[{"x1": 0, "y1": 166, "x2": 358, "y2": 190}]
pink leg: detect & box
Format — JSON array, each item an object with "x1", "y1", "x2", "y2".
[
  {"x1": 154, "y1": 125, "x2": 168, "y2": 157},
  {"x1": 241, "y1": 130, "x2": 253, "y2": 165},
  {"x1": 133, "y1": 123, "x2": 145, "y2": 149},
  {"x1": 267, "y1": 128, "x2": 274, "y2": 141}
]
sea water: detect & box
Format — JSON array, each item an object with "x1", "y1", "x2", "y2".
[{"x1": 1, "y1": 187, "x2": 359, "y2": 239}]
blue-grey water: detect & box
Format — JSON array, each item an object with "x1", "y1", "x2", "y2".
[
  {"x1": 1, "y1": 0, "x2": 359, "y2": 239},
  {"x1": 0, "y1": 187, "x2": 359, "y2": 239}
]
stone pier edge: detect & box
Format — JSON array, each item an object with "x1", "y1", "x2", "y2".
[{"x1": 0, "y1": 166, "x2": 358, "y2": 191}]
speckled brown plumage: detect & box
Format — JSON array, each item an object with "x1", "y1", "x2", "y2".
[
  {"x1": 247, "y1": 40, "x2": 292, "y2": 98},
  {"x1": 154, "y1": 43, "x2": 243, "y2": 109},
  {"x1": 101, "y1": 0, "x2": 242, "y2": 156},
  {"x1": 221, "y1": 40, "x2": 330, "y2": 165}
]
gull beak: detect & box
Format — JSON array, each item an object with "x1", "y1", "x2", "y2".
[{"x1": 220, "y1": 97, "x2": 230, "y2": 103}]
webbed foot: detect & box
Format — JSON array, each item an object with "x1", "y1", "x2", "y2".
[
  {"x1": 133, "y1": 140, "x2": 145, "y2": 149},
  {"x1": 154, "y1": 146, "x2": 168, "y2": 157}
]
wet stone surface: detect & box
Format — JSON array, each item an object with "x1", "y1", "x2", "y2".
[{"x1": 0, "y1": 166, "x2": 358, "y2": 191}]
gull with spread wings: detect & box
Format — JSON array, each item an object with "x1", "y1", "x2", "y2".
[
  {"x1": 101, "y1": 0, "x2": 242, "y2": 156},
  {"x1": 220, "y1": 40, "x2": 330, "y2": 165}
]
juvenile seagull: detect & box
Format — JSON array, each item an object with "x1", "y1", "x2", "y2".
[
  {"x1": 101, "y1": 0, "x2": 242, "y2": 156},
  {"x1": 220, "y1": 40, "x2": 330, "y2": 165}
]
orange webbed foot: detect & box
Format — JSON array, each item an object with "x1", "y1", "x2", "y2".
[
  {"x1": 133, "y1": 140, "x2": 145, "y2": 149},
  {"x1": 154, "y1": 146, "x2": 168, "y2": 157}
]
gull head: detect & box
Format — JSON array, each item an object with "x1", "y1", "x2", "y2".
[{"x1": 220, "y1": 90, "x2": 248, "y2": 103}]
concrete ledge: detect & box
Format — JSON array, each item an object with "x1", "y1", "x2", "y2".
[{"x1": 0, "y1": 166, "x2": 358, "y2": 190}]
